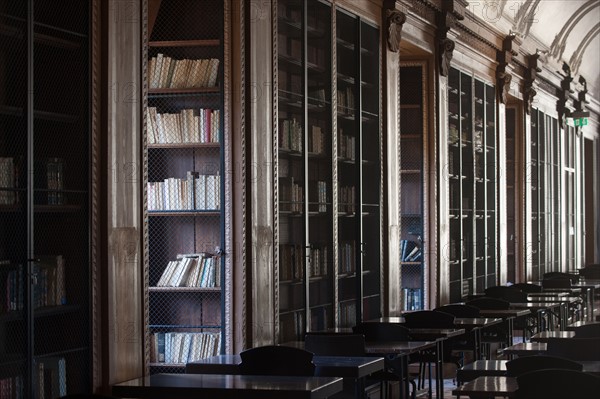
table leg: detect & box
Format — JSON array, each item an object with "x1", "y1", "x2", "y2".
[
  {"x1": 506, "y1": 318, "x2": 514, "y2": 346},
  {"x1": 436, "y1": 339, "x2": 444, "y2": 399}
]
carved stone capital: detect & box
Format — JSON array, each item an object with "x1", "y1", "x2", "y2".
[
  {"x1": 496, "y1": 70, "x2": 512, "y2": 104},
  {"x1": 385, "y1": 9, "x2": 406, "y2": 53},
  {"x1": 439, "y1": 38, "x2": 455, "y2": 77}
]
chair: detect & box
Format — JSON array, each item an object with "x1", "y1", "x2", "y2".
[
  {"x1": 434, "y1": 304, "x2": 480, "y2": 318},
  {"x1": 579, "y1": 267, "x2": 600, "y2": 279},
  {"x1": 349, "y1": 324, "x2": 417, "y2": 399},
  {"x1": 511, "y1": 283, "x2": 542, "y2": 293},
  {"x1": 546, "y1": 337, "x2": 600, "y2": 360},
  {"x1": 305, "y1": 333, "x2": 367, "y2": 356},
  {"x1": 572, "y1": 322, "x2": 600, "y2": 338},
  {"x1": 483, "y1": 287, "x2": 538, "y2": 338},
  {"x1": 58, "y1": 396, "x2": 120, "y2": 399},
  {"x1": 466, "y1": 297, "x2": 510, "y2": 310},
  {"x1": 505, "y1": 355, "x2": 582, "y2": 377},
  {"x1": 238, "y1": 345, "x2": 315, "y2": 376},
  {"x1": 541, "y1": 277, "x2": 572, "y2": 289},
  {"x1": 542, "y1": 272, "x2": 579, "y2": 283},
  {"x1": 515, "y1": 369, "x2": 600, "y2": 399}
]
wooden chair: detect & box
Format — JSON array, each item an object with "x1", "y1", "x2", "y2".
[
  {"x1": 434, "y1": 304, "x2": 480, "y2": 318},
  {"x1": 348, "y1": 324, "x2": 417, "y2": 399},
  {"x1": 542, "y1": 272, "x2": 579, "y2": 283},
  {"x1": 466, "y1": 297, "x2": 511, "y2": 355},
  {"x1": 572, "y1": 322, "x2": 600, "y2": 338},
  {"x1": 238, "y1": 345, "x2": 315, "y2": 376},
  {"x1": 58, "y1": 396, "x2": 120, "y2": 399},
  {"x1": 466, "y1": 297, "x2": 510, "y2": 310},
  {"x1": 511, "y1": 283, "x2": 542, "y2": 293},
  {"x1": 505, "y1": 355, "x2": 582, "y2": 377},
  {"x1": 484, "y1": 286, "x2": 528, "y2": 302},
  {"x1": 515, "y1": 369, "x2": 600, "y2": 399},
  {"x1": 546, "y1": 337, "x2": 600, "y2": 361}
]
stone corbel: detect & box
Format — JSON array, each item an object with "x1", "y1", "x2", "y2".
[
  {"x1": 496, "y1": 34, "x2": 518, "y2": 104},
  {"x1": 436, "y1": 0, "x2": 466, "y2": 77},
  {"x1": 439, "y1": 38, "x2": 455, "y2": 77},
  {"x1": 385, "y1": 8, "x2": 406, "y2": 53},
  {"x1": 523, "y1": 54, "x2": 541, "y2": 114},
  {"x1": 557, "y1": 62, "x2": 574, "y2": 122}
]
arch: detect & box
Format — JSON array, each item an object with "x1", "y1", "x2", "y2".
[
  {"x1": 569, "y1": 23, "x2": 600, "y2": 75},
  {"x1": 550, "y1": 0, "x2": 599, "y2": 60}
]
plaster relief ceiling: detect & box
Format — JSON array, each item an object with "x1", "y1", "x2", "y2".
[{"x1": 474, "y1": 0, "x2": 600, "y2": 98}]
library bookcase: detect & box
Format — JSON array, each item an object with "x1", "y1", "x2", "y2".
[
  {"x1": 0, "y1": 0, "x2": 92, "y2": 397},
  {"x1": 446, "y1": 67, "x2": 498, "y2": 303},
  {"x1": 275, "y1": 0, "x2": 382, "y2": 342},
  {"x1": 145, "y1": 0, "x2": 226, "y2": 373}
]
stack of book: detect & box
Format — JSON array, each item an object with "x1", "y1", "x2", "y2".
[
  {"x1": 147, "y1": 107, "x2": 220, "y2": 144},
  {"x1": 156, "y1": 254, "x2": 220, "y2": 288},
  {"x1": 148, "y1": 55, "x2": 220, "y2": 89},
  {"x1": 147, "y1": 172, "x2": 220, "y2": 211},
  {"x1": 150, "y1": 332, "x2": 221, "y2": 364},
  {"x1": 400, "y1": 240, "x2": 421, "y2": 262}
]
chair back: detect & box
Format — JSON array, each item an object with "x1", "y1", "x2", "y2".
[
  {"x1": 402, "y1": 310, "x2": 455, "y2": 328},
  {"x1": 546, "y1": 337, "x2": 600, "y2": 360},
  {"x1": 573, "y1": 322, "x2": 600, "y2": 338},
  {"x1": 58, "y1": 396, "x2": 120, "y2": 399},
  {"x1": 505, "y1": 355, "x2": 582, "y2": 377},
  {"x1": 541, "y1": 278, "x2": 572, "y2": 289},
  {"x1": 434, "y1": 304, "x2": 480, "y2": 318},
  {"x1": 466, "y1": 297, "x2": 510, "y2": 310},
  {"x1": 304, "y1": 333, "x2": 366, "y2": 356},
  {"x1": 484, "y1": 286, "x2": 528, "y2": 302},
  {"x1": 515, "y1": 369, "x2": 600, "y2": 399},
  {"x1": 352, "y1": 322, "x2": 411, "y2": 342},
  {"x1": 542, "y1": 272, "x2": 579, "y2": 283},
  {"x1": 511, "y1": 283, "x2": 542, "y2": 293},
  {"x1": 239, "y1": 345, "x2": 315, "y2": 376}
]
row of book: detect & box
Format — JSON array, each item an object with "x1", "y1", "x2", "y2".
[
  {"x1": 338, "y1": 130, "x2": 356, "y2": 160},
  {"x1": 0, "y1": 157, "x2": 17, "y2": 205},
  {"x1": 36, "y1": 357, "x2": 67, "y2": 399},
  {"x1": 156, "y1": 254, "x2": 220, "y2": 288},
  {"x1": 339, "y1": 301, "x2": 357, "y2": 328},
  {"x1": 147, "y1": 107, "x2": 220, "y2": 144},
  {"x1": 400, "y1": 240, "x2": 421, "y2": 262},
  {"x1": 338, "y1": 241, "x2": 356, "y2": 274},
  {"x1": 279, "y1": 118, "x2": 302, "y2": 152},
  {"x1": 149, "y1": 55, "x2": 220, "y2": 89},
  {"x1": 280, "y1": 311, "x2": 305, "y2": 343},
  {"x1": 279, "y1": 177, "x2": 303, "y2": 213},
  {"x1": 279, "y1": 244, "x2": 329, "y2": 281},
  {"x1": 1, "y1": 256, "x2": 65, "y2": 314},
  {"x1": 337, "y1": 87, "x2": 355, "y2": 115},
  {"x1": 0, "y1": 375, "x2": 22, "y2": 398},
  {"x1": 403, "y1": 288, "x2": 423, "y2": 311},
  {"x1": 338, "y1": 185, "x2": 356, "y2": 214},
  {"x1": 45, "y1": 158, "x2": 65, "y2": 205},
  {"x1": 149, "y1": 332, "x2": 221, "y2": 364},
  {"x1": 147, "y1": 172, "x2": 220, "y2": 211}
]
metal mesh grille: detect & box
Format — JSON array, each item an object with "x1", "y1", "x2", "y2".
[
  {"x1": 1, "y1": 0, "x2": 90, "y2": 397},
  {"x1": 147, "y1": 0, "x2": 224, "y2": 374},
  {"x1": 399, "y1": 66, "x2": 424, "y2": 311}
]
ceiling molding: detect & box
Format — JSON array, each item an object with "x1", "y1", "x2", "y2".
[
  {"x1": 512, "y1": 0, "x2": 541, "y2": 38},
  {"x1": 549, "y1": 0, "x2": 598, "y2": 60},
  {"x1": 569, "y1": 22, "x2": 600, "y2": 75}
]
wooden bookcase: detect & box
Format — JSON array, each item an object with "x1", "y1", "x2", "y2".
[
  {"x1": 276, "y1": 0, "x2": 381, "y2": 342},
  {"x1": 505, "y1": 107, "x2": 517, "y2": 283},
  {"x1": 528, "y1": 109, "x2": 561, "y2": 279},
  {"x1": 0, "y1": 0, "x2": 92, "y2": 396},
  {"x1": 447, "y1": 67, "x2": 497, "y2": 302},
  {"x1": 145, "y1": 0, "x2": 225, "y2": 372},
  {"x1": 399, "y1": 64, "x2": 427, "y2": 310}
]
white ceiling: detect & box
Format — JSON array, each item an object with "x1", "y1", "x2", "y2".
[{"x1": 472, "y1": 0, "x2": 600, "y2": 98}]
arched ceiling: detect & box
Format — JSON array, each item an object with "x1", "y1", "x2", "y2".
[{"x1": 472, "y1": 0, "x2": 600, "y2": 99}]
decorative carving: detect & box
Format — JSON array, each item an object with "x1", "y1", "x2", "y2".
[
  {"x1": 497, "y1": 71, "x2": 512, "y2": 104},
  {"x1": 496, "y1": 34, "x2": 517, "y2": 104},
  {"x1": 523, "y1": 53, "x2": 541, "y2": 114},
  {"x1": 385, "y1": 9, "x2": 406, "y2": 52},
  {"x1": 439, "y1": 38, "x2": 455, "y2": 77},
  {"x1": 557, "y1": 62, "x2": 574, "y2": 122}
]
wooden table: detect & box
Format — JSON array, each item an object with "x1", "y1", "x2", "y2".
[
  {"x1": 112, "y1": 373, "x2": 344, "y2": 399},
  {"x1": 473, "y1": 309, "x2": 530, "y2": 346},
  {"x1": 452, "y1": 376, "x2": 517, "y2": 398},
  {"x1": 530, "y1": 330, "x2": 575, "y2": 342},
  {"x1": 501, "y1": 342, "x2": 546, "y2": 357},
  {"x1": 509, "y1": 301, "x2": 564, "y2": 331},
  {"x1": 186, "y1": 354, "x2": 385, "y2": 399}
]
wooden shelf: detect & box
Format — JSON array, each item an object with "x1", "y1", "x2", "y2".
[
  {"x1": 148, "y1": 87, "x2": 220, "y2": 95},
  {"x1": 149, "y1": 287, "x2": 221, "y2": 293},
  {"x1": 148, "y1": 210, "x2": 220, "y2": 217},
  {"x1": 148, "y1": 142, "x2": 220, "y2": 149},
  {"x1": 149, "y1": 39, "x2": 220, "y2": 47}
]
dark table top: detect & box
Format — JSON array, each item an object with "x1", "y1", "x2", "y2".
[
  {"x1": 501, "y1": 342, "x2": 547, "y2": 355},
  {"x1": 452, "y1": 376, "x2": 517, "y2": 398},
  {"x1": 370, "y1": 316, "x2": 503, "y2": 329},
  {"x1": 458, "y1": 359, "x2": 600, "y2": 375},
  {"x1": 112, "y1": 373, "x2": 344, "y2": 399},
  {"x1": 476, "y1": 309, "x2": 530, "y2": 318},
  {"x1": 530, "y1": 330, "x2": 575, "y2": 342},
  {"x1": 186, "y1": 354, "x2": 385, "y2": 378}
]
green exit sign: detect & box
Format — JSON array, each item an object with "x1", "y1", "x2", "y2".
[{"x1": 574, "y1": 117, "x2": 588, "y2": 126}]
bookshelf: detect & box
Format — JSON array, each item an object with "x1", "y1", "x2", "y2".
[
  {"x1": 0, "y1": 0, "x2": 91, "y2": 397},
  {"x1": 399, "y1": 64, "x2": 426, "y2": 311},
  {"x1": 276, "y1": 1, "x2": 381, "y2": 342},
  {"x1": 145, "y1": 0, "x2": 226, "y2": 372},
  {"x1": 447, "y1": 67, "x2": 497, "y2": 302},
  {"x1": 505, "y1": 107, "x2": 517, "y2": 283}
]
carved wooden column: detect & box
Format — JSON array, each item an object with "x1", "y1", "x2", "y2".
[
  {"x1": 105, "y1": 0, "x2": 144, "y2": 385},
  {"x1": 496, "y1": 35, "x2": 519, "y2": 285},
  {"x1": 435, "y1": 0, "x2": 466, "y2": 305},
  {"x1": 382, "y1": 0, "x2": 405, "y2": 316}
]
